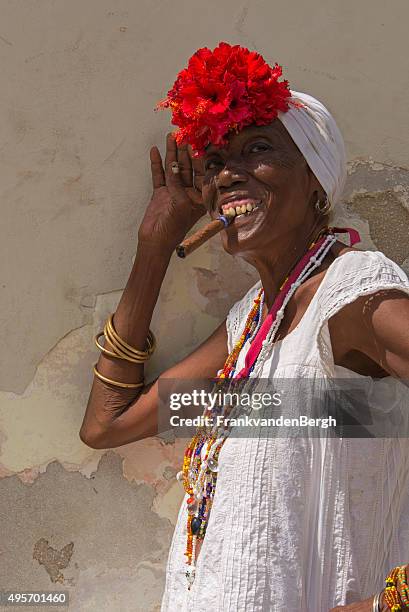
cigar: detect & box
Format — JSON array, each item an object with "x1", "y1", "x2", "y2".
[{"x1": 175, "y1": 213, "x2": 235, "y2": 258}]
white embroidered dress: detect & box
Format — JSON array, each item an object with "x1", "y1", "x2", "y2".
[{"x1": 160, "y1": 250, "x2": 409, "y2": 612}]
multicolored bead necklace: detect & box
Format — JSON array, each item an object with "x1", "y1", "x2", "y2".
[
  {"x1": 176, "y1": 226, "x2": 361, "y2": 590},
  {"x1": 177, "y1": 288, "x2": 264, "y2": 588}
]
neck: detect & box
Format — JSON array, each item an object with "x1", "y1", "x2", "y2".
[{"x1": 242, "y1": 221, "x2": 328, "y2": 311}]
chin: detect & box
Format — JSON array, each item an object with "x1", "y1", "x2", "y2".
[{"x1": 220, "y1": 227, "x2": 266, "y2": 256}]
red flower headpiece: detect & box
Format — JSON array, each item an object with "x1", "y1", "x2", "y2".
[{"x1": 155, "y1": 42, "x2": 293, "y2": 157}]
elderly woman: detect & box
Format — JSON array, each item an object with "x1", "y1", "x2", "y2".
[{"x1": 80, "y1": 43, "x2": 409, "y2": 611}]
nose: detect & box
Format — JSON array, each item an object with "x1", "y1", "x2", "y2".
[{"x1": 215, "y1": 163, "x2": 247, "y2": 189}]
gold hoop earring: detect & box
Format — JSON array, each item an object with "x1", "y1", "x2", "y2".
[{"x1": 315, "y1": 196, "x2": 332, "y2": 215}]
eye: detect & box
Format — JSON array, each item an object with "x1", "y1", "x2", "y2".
[
  {"x1": 248, "y1": 142, "x2": 271, "y2": 153},
  {"x1": 204, "y1": 157, "x2": 222, "y2": 171}
]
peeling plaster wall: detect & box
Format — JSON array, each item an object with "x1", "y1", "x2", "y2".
[{"x1": 1, "y1": 2, "x2": 409, "y2": 610}]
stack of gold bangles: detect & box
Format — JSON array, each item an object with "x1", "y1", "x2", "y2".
[{"x1": 93, "y1": 313, "x2": 156, "y2": 388}]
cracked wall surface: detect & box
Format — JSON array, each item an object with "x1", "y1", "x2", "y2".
[
  {"x1": 1, "y1": 1, "x2": 409, "y2": 611},
  {"x1": 0, "y1": 453, "x2": 174, "y2": 611}
]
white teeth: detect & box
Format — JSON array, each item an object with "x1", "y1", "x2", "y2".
[
  {"x1": 246, "y1": 203, "x2": 253, "y2": 211},
  {"x1": 228, "y1": 207, "x2": 235, "y2": 216},
  {"x1": 240, "y1": 205, "x2": 246, "y2": 214},
  {"x1": 235, "y1": 206, "x2": 241, "y2": 215}
]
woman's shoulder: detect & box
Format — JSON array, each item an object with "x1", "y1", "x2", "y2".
[
  {"x1": 327, "y1": 248, "x2": 409, "y2": 287},
  {"x1": 228, "y1": 249, "x2": 409, "y2": 321},
  {"x1": 318, "y1": 247, "x2": 409, "y2": 320}
]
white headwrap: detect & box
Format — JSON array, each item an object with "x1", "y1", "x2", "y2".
[{"x1": 278, "y1": 91, "x2": 346, "y2": 207}]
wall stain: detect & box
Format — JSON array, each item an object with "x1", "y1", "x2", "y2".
[{"x1": 33, "y1": 538, "x2": 74, "y2": 584}]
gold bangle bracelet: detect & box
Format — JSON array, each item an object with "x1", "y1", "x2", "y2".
[
  {"x1": 94, "y1": 332, "x2": 149, "y2": 363},
  {"x1": 102, "y1": 328, "x2": 151, "y2": 363},
  {"x1": 108, "y1": 314, "x2": 155, "y2": 354},
  {"x1": 95, "y1": 332, "x2": 124, "y2": 360},
  {"x1": 93, "y1": 364, "x2": 145, "y2": 389},
  {"x1": 104, "y1": 324, "x2": 149, "y2": 360},
  {"x1": 105, "y1": 316, "x2": 156, "y2": 358},
  {"x1": 104, "y1": 325, "x2": 153, "y2": 363},
  {"x1": 106, "y1": 314, "x2": 156, "y2": 357}
]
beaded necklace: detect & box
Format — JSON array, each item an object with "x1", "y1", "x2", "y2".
[
  {"x1": 177, "y1": 226, "x2": 360, "y2": 590},
  {"x1": 178, "y1": 288, "x2": 265, "y2": 587}
]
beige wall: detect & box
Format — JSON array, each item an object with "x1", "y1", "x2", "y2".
[{"x1": 1, "y1": 2, "x2": 408, "y2": 610}]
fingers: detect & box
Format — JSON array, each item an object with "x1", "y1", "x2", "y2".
[
  {"x1": 150, "y1": 146, "x2": 165, "y2": 189},
  {"x1": 152, "y1": 134, "x2": 204, "y2": 205},
  {"x1": 177, "y1": 143, "x2": 193, "y2": 187},
  {"x1": 188, "y1": 145, "x2": 205, "y2": 192},
  {"x1": 164, "y1": 132, "x2": 186, "y2": 195}
]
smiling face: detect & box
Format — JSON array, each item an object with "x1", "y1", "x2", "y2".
[{"x1": 200, "y1": 119, "x2": 326, "y2": 257}]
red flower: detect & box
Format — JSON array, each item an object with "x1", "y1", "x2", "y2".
[{"x1": 155, "y1": 42, "x2": 293, "y2": 157}]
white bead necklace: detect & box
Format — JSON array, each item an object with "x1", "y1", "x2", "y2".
[{"x1": 252, "y1": 232, "x2": 336, "y2": 376}]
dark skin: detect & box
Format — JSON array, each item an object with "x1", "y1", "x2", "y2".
[{"x1": 80, "y1": 123, "x2": 409, "y2": 610}]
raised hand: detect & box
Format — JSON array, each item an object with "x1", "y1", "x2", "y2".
[{"x1": 138, "y1": 132, "x2": 207, "y2": 253}]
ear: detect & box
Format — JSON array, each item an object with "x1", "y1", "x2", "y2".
[{"x1": 306, "y1": 165, "x2": 326, "y2": 200}]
